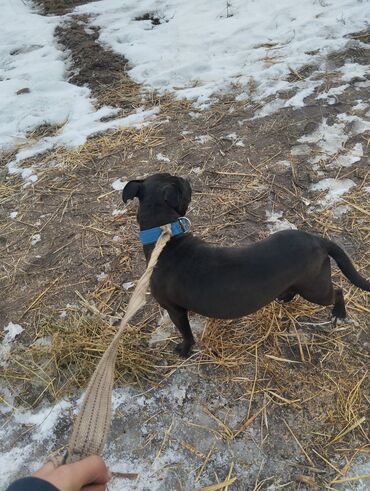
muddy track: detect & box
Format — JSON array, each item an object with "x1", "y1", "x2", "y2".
[
  {"x1": 35, "y1": 0, "x2": 91, "y2": 15},
  {"x1": 55, "y1": 16, "x2": 136, "y2": 109}
]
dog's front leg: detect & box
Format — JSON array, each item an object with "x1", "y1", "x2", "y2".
[{"x1": 166, "y1": 305, "x2": 195, "y2": 357}]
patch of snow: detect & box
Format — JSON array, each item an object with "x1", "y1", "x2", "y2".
[
  {"x1": 290, "y1": 144, "x2": 311, "y2": 156},
  {"x1": 13, "y1": 400, "x2": 71, "y2": 443},
  {"x1": 1, "y1": 322, "x2": 24, "y2": 368},
  {"x1": 316, "y1": 84, "x2": 349, "y2": 99},
  {"x1": 223, "y1": 132, "x2": 244, "y2": 146},
  {"x1": 30, "y1": 233, "x2": 41, "y2": 245},
  {"x1": 337, "y1": 113, "x2": 370, "y2": 134},
  {"x1": 1, "y1": 1, "x2": 160, "y2": 163},
  {"x1": 285, "y1": 81, "x2": 319, "y2": 108},
  {"x1": 299, "y1": 119, "x2": 347, "y2": 157},
  {"x1": 335, "y1": 459, "x2": 370, "y2": 491},
  {"x1": 265, "y1": 211, "x2": 297, "y2": 233},
  {"x1": 353, "y1": 100, "x2": 368, "y2": 112},
  {"x1": 96, "y1": 272, "x2": 108, "y2": 282},
  {"x1": 122, "y1": 281, "x2": 135, "y2": 290},
  {"x1": 2, "y1": 322, "x2": 24, "y2": 343},
  {"x1": 7, "y1": 161, "x2": 38, "y2": 183},
  {"x1": 156, "y1": 152, "x2": 170, "y2": 162},
  {"x1": 112, "y1": 179, "x2": 128, "y2": 191},
  {"x1": 0, "y1": 445, "x2": 34, "y2": 485},
  {"x1": 310, "y1": 178, "x2": 355, "y2": 208},
  {"x1": 195, "y1": 135, "x2": 212, "y2": 144},
  {"x1": 253, "y1": 98, "x2": 285, "y2": 119},
  {"x1": 334, "y1": 143, "x2": 363, "y2": 168},
  {"x1": 34, "y1": 336, "x2": 52, "y2": 347},
  {"x1": 332, "y1": 205, "x2": 350, "y2": 218},
  {"x1": 78, "y1": 0, "x2": 367, "y2": 110},
  {"x1": 149, "y1": 324, "x2": 173, "y2": 347},
  {"x1": 339, "y1": 62, "x2": 369, "y2": 82},
  {"x1": 355, "y1": 80, "x2": 370, "y2": 89},
  {"x1": 112, "y1": 208, "x2": 127, "y2": 216},
  {"x1": 9, "y1": 211, "x2": 18, "y2": 219}
]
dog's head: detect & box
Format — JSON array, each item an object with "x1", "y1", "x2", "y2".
[{"x1": 122, "y1": 173, "x2": 192, "y2": 229}]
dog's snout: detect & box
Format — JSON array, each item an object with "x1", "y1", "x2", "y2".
[{"x1": 181, "y1": 175, "x2": 191, "y2": 184}]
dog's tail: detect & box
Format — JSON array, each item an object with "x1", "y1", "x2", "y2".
[{"x1": 323, "y1": 239, "x2": 370, "y2": 292}]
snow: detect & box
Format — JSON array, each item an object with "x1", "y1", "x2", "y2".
[
  {"x1": 2, "y1": 322, "x2": 24, "y2": 343},
  {"x1": 284, "y1": 81, "x2": 320, "y2": 108},
  {"x1": 156, "y1": 152, "x2": 170, "y2": 162},
  {"x1": 77, "y1": 0, "x2": 367, "y2": 109},
  {"x1": 9, "y1": 211, "x2": 18, "y2": 219},
  {"x1": 122, "y1": 281, "x2": 135, "y2": 290},
  {"x1": 335, "y1": 143, "x2": 363, "y2": 168},
  {"x1": 332, "y1": 205, "x2": 350, "y2": 218},
  {"x1": 112, "y1": 208, "x2": 127, "y2": 216},
  {"x1": 310, "y1": 178, "x2": 355, "y2": 208},
  {"x1": 353, "y1": 101, "x2": 368, "y2": 112},
  {"x1": 195, "y1": 135, "x2": 212, "y2": 144},
  {"x1": 265, "y1": 211, "x2": 297, "y2": 233},
  {"x1": 13, "y1": 400, "x2": 71, "y2": 443},
  {"x1": 30, "y1": 233, "x2": 41, "y2": 246},
  {"x1": 299, "y1": 119, "x2": 348, "y2": 157},
  {"x1": 316, "y1": 84, "x2": 349, "y2": 100},
  {"x1": 1, "y1": 322, "x2": 24, "y2": 367},
  {"x1": 112, "y1": 178, "x2": 128, "y2": 191},
  {"x1": 1, "y1": 0, "x2": 369, "y2": 171},
  {"x1": 96, "y1": 272, "x2": 108, "y2": 281},
  {"x1": 1, "y1": 0, "x2": 159, "y2": 171},
  {"x1": 339, "y1": 62, "x2": 369, "y2": 82},
  {"x1": 290, "y1": 144, "x2": 311, "y2": 156},
  {"x1": 0, "y1": 445, "x2": 35, "y2": 485},
  {"x1": 337, "y1": 113, "x2": 370, "y2": 134}
]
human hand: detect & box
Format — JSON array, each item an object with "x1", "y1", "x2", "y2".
[{"x1": 32, "y1": 455, "x2": 111, "y2": 491}]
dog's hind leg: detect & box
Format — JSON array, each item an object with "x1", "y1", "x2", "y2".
[
  {"x1": 166, "y1": 305, "x2": 195, "y2": 357},
  {"x1": 277, "y1": 290, "x2": 296, "y2": 303},
  {"x1": 332, "y1": 288, "x2": 346, "y2": 323},
  {"x1": 295, "y1": 258, "x2": 346, "y2": 322}
]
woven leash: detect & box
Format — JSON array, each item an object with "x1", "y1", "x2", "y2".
[{"x1": 51, "y1": 224, "x2": 172, "y2": 465}]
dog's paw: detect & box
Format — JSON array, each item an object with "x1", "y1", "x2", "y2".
[
  {"x1": 277, "y1": 291, "x2": 296, "y2": 303},
  {"x1": 174, "y1": 341, "x2": 192, "y2": 358},
  {"x1": 331, "y1": 315, "x2": 346, "y2": 327}
]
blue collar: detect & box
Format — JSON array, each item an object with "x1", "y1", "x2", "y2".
[{"x1": 139, "y1": 217, "x2": 191, "y2": 245}]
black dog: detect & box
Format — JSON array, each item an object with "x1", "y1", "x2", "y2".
[{"x1": 123, "y1": 173, "x2": 370, "y2": 357}]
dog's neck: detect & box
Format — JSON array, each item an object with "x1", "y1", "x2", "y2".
[
  {"x1": 139, "y1": 210, "x2": 181, "y2": 263},
  {"x1": 138, "y1": 208, "x2": 180, "y2": 231}
]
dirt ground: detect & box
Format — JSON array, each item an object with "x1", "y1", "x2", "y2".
[{"x1": 0, "y1": 5, "x2": 369, "y2": 491}]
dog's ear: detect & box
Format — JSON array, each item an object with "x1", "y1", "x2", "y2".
[
  {"x1": 163, "y1": 184, "x2": 181, "y2": 211},
  {"x1": 122, "y1": 180, "x2": 143, "y2": 203}
]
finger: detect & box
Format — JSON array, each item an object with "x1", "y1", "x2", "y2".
[
  {"x1": 33, "y1": 461, "x2": 56, "y2": 479},
  {"x1": 64, "y1": 455, "x2": 110, "y2": 488}
]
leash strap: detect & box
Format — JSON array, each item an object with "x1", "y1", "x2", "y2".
[{"x1": 52, "y1": 224, "x2": 172, "y2": 465}]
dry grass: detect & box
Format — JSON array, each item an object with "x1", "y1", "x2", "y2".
[
  {"x1": 1, "y1": 310, "x2": 168, "y2": 407},
  {"x1": 1, "y1": 67, "x2": 369, "y2": 488}
]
